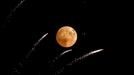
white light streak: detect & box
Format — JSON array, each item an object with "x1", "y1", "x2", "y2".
[
  {"x1": 60, "y1": 49, "x2": 72, "y2": 55},
  {"x1": 68, "y1": 49, "x2": 104, "y2": 65},
  {"x1": 26, "y1": 33, "x2": 48, "y2": 58},
  {"x1": 49, "y1": 49, "x2": 72, "y2": 65}
]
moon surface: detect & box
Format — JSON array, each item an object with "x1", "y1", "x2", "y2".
[{"x1": 56, "y1": 26, "x2": 77, "y2": 48}]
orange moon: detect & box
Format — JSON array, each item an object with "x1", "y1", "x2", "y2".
[{"x1": 56, "y1": 26, "x2": 77, "y2": 48}]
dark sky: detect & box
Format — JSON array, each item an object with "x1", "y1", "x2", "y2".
[{"x1": 0, "y1": 0, "x2": 126, "y2": 75}]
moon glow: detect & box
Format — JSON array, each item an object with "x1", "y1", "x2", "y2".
[{"x1": 56, "y1": 26, "x2": 77, "y2": 48}]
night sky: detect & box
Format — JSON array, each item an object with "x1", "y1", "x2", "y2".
[{"x1": 0, "y1": 0, "x2": 126, "y2": 75}]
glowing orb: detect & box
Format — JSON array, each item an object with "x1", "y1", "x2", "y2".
[{"x1": 56, "y1": 26, "x2": 77, "y2": 48}]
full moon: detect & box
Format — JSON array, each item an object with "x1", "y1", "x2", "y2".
[{"x1": 56, "y1": 26, "x2": 77, "y2": 48}]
